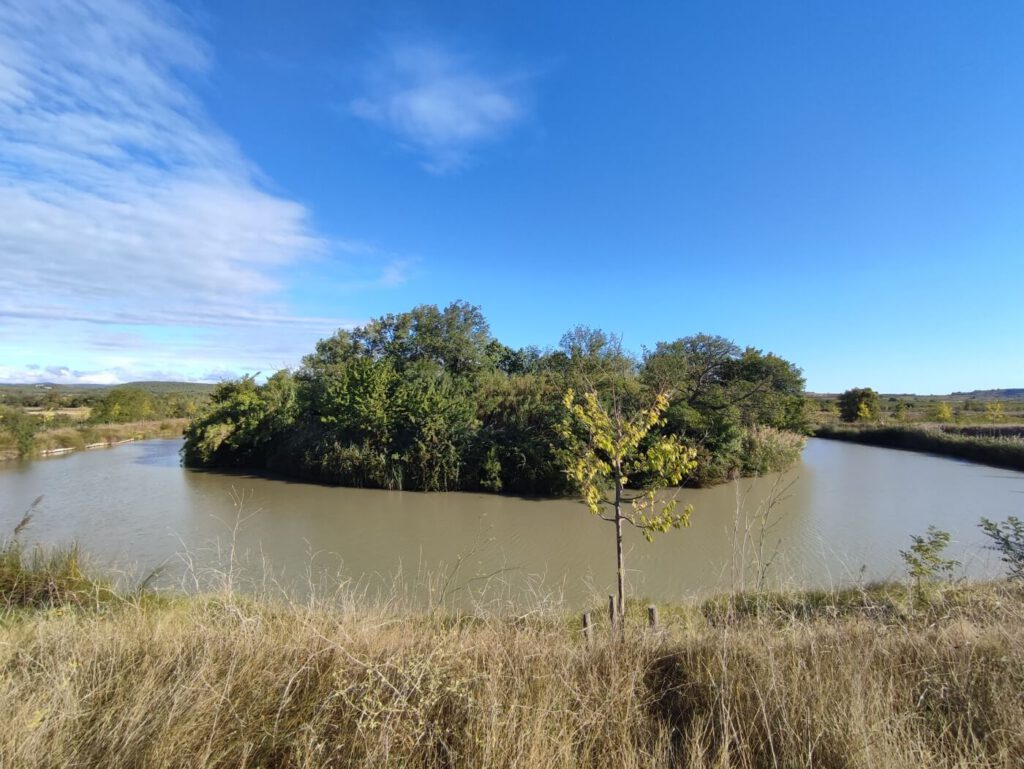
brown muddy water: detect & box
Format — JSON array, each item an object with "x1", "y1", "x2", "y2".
[{"x1": 1, "y1": 438, "x2": 1021, "y2": 608}]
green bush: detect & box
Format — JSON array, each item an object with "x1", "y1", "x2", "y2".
[
  {"x1": 980, "y1": 516, "x2": 1024, "y2": 581},
  {"x1": 900, "y1": 526, "x2": 959, "y2": 591},
  {"x1": 0, "y1": 406, "x2": 39, "y2": 458}
]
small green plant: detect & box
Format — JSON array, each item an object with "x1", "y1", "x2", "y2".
[
  {"x1": 900, "y1": 526, "x2": 959, "y2": 591},
  {"x1": 979, "y1": 516, "x2": 1024, "y2": 581}
]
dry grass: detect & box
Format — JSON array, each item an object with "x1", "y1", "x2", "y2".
[
  {"x1": 22, "y1": 407, "x2": 92, "y2": 422},
  {"x1": 1, "y1": 544, "x2": 1022, "y2": 769},
  {"x1": 29, "y1": 419, "x2": 189, "y2": 455}
]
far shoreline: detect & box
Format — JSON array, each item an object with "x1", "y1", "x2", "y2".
[
  {"x1": 0, "y1": 418, "x2": 189, "y2": 463},
  {"x1": 814, "y1": 423, "x2": 1024, "y2": 474}
]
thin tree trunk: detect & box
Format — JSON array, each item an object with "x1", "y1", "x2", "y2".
[{"x1": 614, "y1": 473, "x2": 625, "y2": 638}]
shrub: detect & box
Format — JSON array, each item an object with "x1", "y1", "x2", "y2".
[
  {"x1": 900, "y1": 526, "x2": 959, "y2": 592},
  {"x1": 928, "y1": 401, "x2": 954, "y2": 423},
  {"x1": 0, "y1": 406, "x2": 39, "y2": 458},
  {"x1": 980, "y1": 516, "x2": 1024, "y2": 581}
]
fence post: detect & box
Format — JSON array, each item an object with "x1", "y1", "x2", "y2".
[{"x1": 647, "y1": 604, "x2": 659, "y2": 631}]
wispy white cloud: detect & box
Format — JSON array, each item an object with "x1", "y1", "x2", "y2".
[
  {"x1": 0, "y1": 365, "x2": 127, "y2": 386},
  {"x1": 351, "y1": 43, "x2": 529, "y2": 173},
  {"x1": 0, "y1": 0, "x2": 402, "y2": 384},
  {"x1": 0, "y1": 312, "x2": 360, "y2": 385}
]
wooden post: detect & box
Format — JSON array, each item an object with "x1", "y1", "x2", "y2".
[
  {"x1": 608, "y1": 594, "x2": 617, "y2": 631},
  {"x1": 647, "y1": 604, "x2": 659, "y2": 630},
  {"x1": 581, "y1": 611, "x2": 593, "y2": 644}
]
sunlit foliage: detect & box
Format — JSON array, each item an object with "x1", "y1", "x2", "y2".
[{"x1": 183, "y1": 303, "x2": 808, "y2": 492}]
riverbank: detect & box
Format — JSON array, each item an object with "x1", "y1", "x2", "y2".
[
  {"x1": 2, "y1": 544, "x2": 1022, "y2": 768},
  {"x1": 814, "y1": 423, "x2": 1024, "y2": 473},
  {"x1": 0, "y1": 418, "x2": 188, "y2": 462}
]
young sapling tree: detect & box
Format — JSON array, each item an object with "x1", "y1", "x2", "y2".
[
  {"x1": 556, "y1": 387, "x2": 696, "y2": 632},
  {"x1": 900, "y1": 525, "x2": 959, "y2": 598}
]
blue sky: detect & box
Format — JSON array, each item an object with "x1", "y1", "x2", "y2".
[{"x1": 1, "y1": 0, "x2": 1022, "y2": 393}]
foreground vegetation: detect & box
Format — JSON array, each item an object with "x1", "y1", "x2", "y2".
[
  {"x1": 184, "y1": 302, "x2": 809, "y2": 493},
  {"x1": 1, "y1": 541, "x2": 1023, "y2": 768}
]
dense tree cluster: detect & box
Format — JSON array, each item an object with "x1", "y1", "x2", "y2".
[
  {"x1": 89, "y1": 387, "x2": 202, "y2": 423},
  {"x1": 837, "y1": 387, "x2": 881, "y2": 423},
  {"x1": 183, "y1": 302, "x2": 809, "y2": 493}
]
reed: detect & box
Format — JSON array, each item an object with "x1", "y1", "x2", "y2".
[{"x1": 814, "y1": 423, "x2": 1024, "y2": 472}]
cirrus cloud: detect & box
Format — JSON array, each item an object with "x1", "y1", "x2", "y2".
[{"x1": 0, "y1": 0, "x2": 407, "y2": 384}]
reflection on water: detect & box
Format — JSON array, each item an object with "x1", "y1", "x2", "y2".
[
  {"x1": 1, "y1": 438, "x2": 1021, "y2": 607},
  {"x1": 133, "y1": 440, "x2": 183, "y2": 468}
]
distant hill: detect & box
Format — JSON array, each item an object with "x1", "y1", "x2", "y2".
[
  {"x1": 949, "y1": 388, "x2": 1024, "y2": 401},
  {"x1": 809, "y1": 389, "x2": 1024, "y2": 400},
  {"x1": 120, "y1": 381, "x2": 220, "y2": 396},
  {"x1": 0, "y1": 381, "x2": 217, "y2": 394},
  {"x1": 0, "y1": 381, "x2": 217, "y2": 405}
]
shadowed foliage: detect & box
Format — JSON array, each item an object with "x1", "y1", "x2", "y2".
[{"x1": 183, "y1": 303, "x2": 808, "y2": 492}]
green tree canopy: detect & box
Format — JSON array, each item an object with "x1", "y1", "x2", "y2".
[
  {"x1": 183, "y1": 303, "x2": 808, "y2": 494},
  {"x1": 838, "y1": 387, "x2": 881, "y2": 423},
  {"x1": 90, "y1": 387, "x2": 155, "y2": 423},
  {"x1": 640, "y1": 335, "x2": 807, "y2": 484}
]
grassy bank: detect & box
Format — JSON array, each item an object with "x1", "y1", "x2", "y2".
[
  {"x1": 0, "y1": 418, "x2": 188, "y2": 461},
  {"x1": 814, "y1": 423, "x2": 1024, "y2": 473},
  {"x1": 1, "y1": 543, "x2": 1022, "y2": 768}
]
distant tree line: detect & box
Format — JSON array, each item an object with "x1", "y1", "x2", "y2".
[
  {"x1": 0, "y1": 384, "x2": 207, "y2": 417},
  {"x1": 88, "y1": 387, "x2": 201, "y2": 423},
  {"x1": 0, "y1": 387, "x2": 203, "y2": 459},
  {"x1": 182, "y1": 302, "x2": 809, "y2": 493},
  {"x1": 827, "y1": 387, "x2": 1017, "y2": 426}
]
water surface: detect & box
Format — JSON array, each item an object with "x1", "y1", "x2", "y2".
[{"x1": 1, "y1": 438, "x2": 1020, "y2": 607}]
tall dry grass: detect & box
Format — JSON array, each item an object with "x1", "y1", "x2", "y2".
[
  {"x1": 30, "y1": 418, "x2": 189, "y2": 455},
  {"x1": 1, "y1": 540, "x2": 1022, "y2": 769}
]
